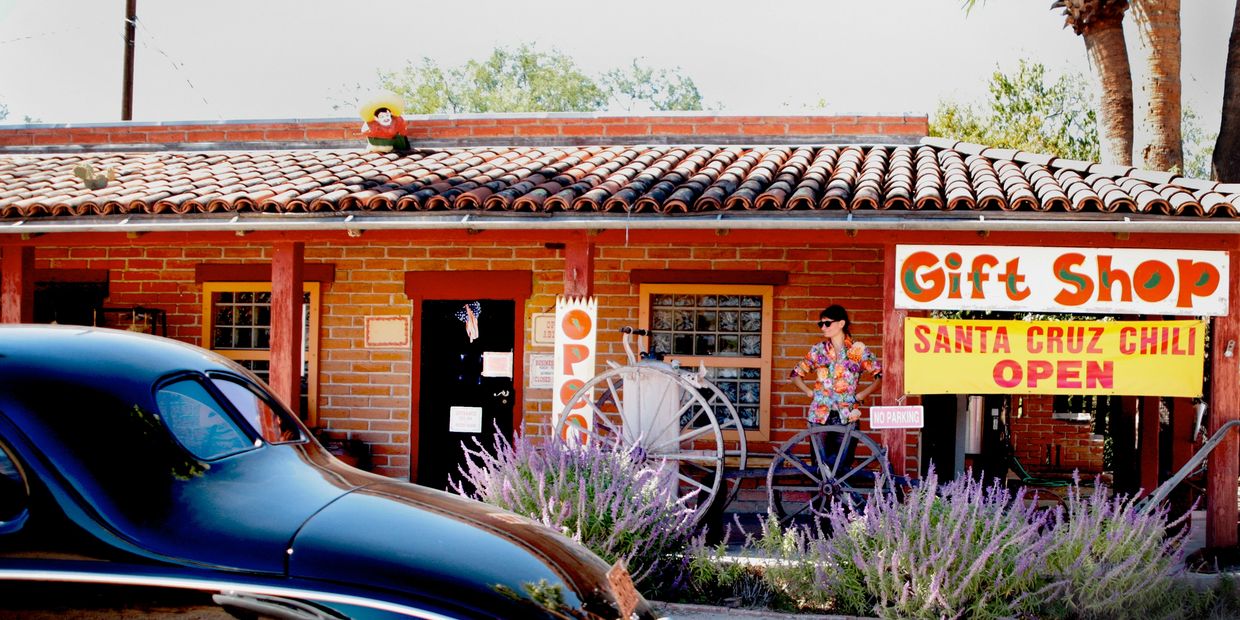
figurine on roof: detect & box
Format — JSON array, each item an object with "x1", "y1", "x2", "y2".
[{"x1": 359, "y1": 92, "x2": 410, "y2": 153}]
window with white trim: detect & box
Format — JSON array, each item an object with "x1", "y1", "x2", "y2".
[
  {"x1": 201, "y1": 282, "x2": 321, "y2": 426},
  {"x1": 639, "y1": 283, "x2": 773, "y2": 441}
]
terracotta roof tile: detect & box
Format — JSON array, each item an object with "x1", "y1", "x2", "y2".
[{"x1": 0, "y1": 142, "x2": 1236, "y2": 223}]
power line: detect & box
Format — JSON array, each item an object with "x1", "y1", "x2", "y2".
[{"x1": 126, "y1": 15, "x2": 219, "y2": 119}]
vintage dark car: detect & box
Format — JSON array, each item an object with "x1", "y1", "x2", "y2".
[{"x1": 0, "y1": 325, "x2": 656, "y2": 619}]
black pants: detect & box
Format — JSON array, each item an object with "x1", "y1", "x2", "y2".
[{"x1": 814, "y1": 411, "x2": 858, "y2": 473}]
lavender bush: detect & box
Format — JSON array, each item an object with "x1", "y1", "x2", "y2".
[
  {"x1": 809, "y1": 468, "x2": 1194, "y2": 619},
  {"x1": 451, "y1": 432, "x2": 696, "y2": 588},
  {"x1": 817, "y1": 471, "x2": 1058, "y2": 619},
  {"x1": 1030, "y1": 476, "x2": 1191, "y2": 619}
]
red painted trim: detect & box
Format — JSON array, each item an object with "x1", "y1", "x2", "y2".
[
  {"x1": 564, "y1": 237, "x2": 594, "y2": 298},
  {"x1": 1208, "y1": 244, "x2": 1240, "y2": 548},
  {"x1": 269, "y1": 242, "x2": 304, "y2": 418},
  {"x1": 629, "y1": 269, "x2": 790, "y2": 285},
  {"x1": 1, "y1": 247, "x2": 33, "y2": 323},
  {"x1": 1169, "y1": 397, "x2": 1195, "y2": 475},
  {"x1": 404, "y1": 271, "x2": 532, "y2": 483},
  {"x1": 195, "y1": 263, "x2": 334, "y2": 284},
  {"x1": 880, "y1": 243, "x2": 907, "y2": 476}
]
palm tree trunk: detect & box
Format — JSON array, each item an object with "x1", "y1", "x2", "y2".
[
  {"x1": 1084, "y1": 14, "x2": 1135, "y2": 166},
  {"x1": 1132, "y1": 0, "x2": 1182, "y2": 172},
  {"x1": 1214, "y1": 2, "x2": 1240, "y2": 181}
]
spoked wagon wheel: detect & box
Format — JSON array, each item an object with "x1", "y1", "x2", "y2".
[
  {"x1": 556, "y1": 363, "x2": 745, "y2": 524},
  {"x1": 766, "y1": 424, "x2": 893, "y2": 525}
]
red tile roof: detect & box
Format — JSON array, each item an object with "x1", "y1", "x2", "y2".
[{"x1": 0, "y1": 140, "x2": 1234, "y2": 226}]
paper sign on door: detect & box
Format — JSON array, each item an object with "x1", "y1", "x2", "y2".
[{"x1": 449, "y1": 406, "x2": 483, "y2": 433}]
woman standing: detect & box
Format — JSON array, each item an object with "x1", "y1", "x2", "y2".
[{"x1": 790, "y1": 304, "x2": 882, "y2": 467}]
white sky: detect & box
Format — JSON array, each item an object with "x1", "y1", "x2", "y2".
[{"x1": 0, "y1": 0, "x2": 1234, "y2": 141}]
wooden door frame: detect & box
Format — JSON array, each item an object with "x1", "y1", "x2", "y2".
[{"x1": 404, "y1": 271, "x2": 532, "y2": 483}]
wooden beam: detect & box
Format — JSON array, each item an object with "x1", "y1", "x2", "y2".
[
  {"x1": 270, "y1": 242, "x2": 304, "y2": 419},
  {"x1": 564, "y1": 235, "x2": 594, "y2": 298},
  {"x1": 1, "y1": 247, "x2": 34, "y2": 324},
  {"x1": 880, "y1": 243, "x2": 907, "y2": 476},
  {"x1": 1208, "y1": 246, "x2": 1240, "y2": 548},
  {"x1": 1138, "y1": 395, "x2": 1161, "y2": 496},
  {"x1": 1169, "y1": 397, "x2": 1195, "y2": 476}
]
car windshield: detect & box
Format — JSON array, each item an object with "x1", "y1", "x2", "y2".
[
  {"x1": 155, "y1": 379, "x2": 253, "y2": 460},
  {"x1": 209, "y1": 375, "x2": 303, "y2": 444}
]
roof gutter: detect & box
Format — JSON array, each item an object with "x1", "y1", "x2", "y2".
[{"x1": 0, "y1": 212, "x2": 1233, "y2": 235}]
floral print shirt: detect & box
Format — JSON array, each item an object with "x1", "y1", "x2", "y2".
[{"x1": 790, "y1": 338, "x2": 882, "y2": 425}]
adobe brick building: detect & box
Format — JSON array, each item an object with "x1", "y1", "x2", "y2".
[{"x1": 2, "y1": 113, "x2": 1236, "y2": 544}]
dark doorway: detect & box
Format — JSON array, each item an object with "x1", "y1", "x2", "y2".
[
  {"x1": 921, "y1": 394, "x2": 959, "y2": 482},
  {"x1": 34, "y1": 281, "x2": 108, "y2": 326},
  {"x1": 416, "y1": 299, "x2": 516, "y2": 491}
]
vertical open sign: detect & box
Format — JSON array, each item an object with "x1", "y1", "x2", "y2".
[{"x1": 869, "y1": 405, "x2": 924, "y2": 429}]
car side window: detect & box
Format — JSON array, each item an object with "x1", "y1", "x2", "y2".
[
  {"x1": 0, "y1": 440, "x2": 28, "y2": 533},
  {"x1": 155, "y1": 379, "x2": 253, "y2": 460},
  {"x1": 209, "y1": 375, "x2": 303, "y2": 444}
]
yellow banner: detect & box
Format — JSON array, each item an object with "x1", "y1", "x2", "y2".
[{"x1": 904, "y1": 318, "x2": 1205, "y2": 397}]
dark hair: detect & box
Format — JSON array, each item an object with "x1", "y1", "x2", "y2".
[
  {"x1": 819, "y1": 304, "x2": 851, "y2": 337},
  {"x1": 374, "y1": 107, "x2": 391, "y2": 115}
]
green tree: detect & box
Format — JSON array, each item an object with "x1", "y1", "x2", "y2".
[
  {"x1": 930, "y1": 60, "x2": 1100, "y2": 161},
  {"x1": 932, "y1": 59, "x2": 1213, "y2": 177},
  {"x1": 601, "y1": 60, "x2": 702, "y2": 112},
  {"x1": 373, "y1": 44, "x2": 702, "y2": 114}
]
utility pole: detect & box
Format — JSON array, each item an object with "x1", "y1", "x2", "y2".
[{"x1": 121, "y1": 0, "x2": 136, "y2": 120}]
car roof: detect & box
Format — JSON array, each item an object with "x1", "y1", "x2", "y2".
[{"x1": 0, "y1": 325, "x2": 237, "y2": 384}]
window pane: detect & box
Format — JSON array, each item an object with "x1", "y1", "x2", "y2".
[
  {"x1": 694, "y1": 334, "x2": 716, "y2": 355},
  {"x1": 652, "y1": 333, "x2": 672, "y2": 356},
  {"x1": 696, "y1": 311, "x2": 717, "y2": 331},
  {"x1": 673, "y1": 334, "x2": 693, "y2": 355},
  {"x1": 740, "y1": 335, "x2": 762, "y2": 356},
  {"x1": 652, "y1": 309, "x2": 673, "y2": 331},
  {"x1": 718, "y1": 334, "x2": 739, "y2": 355},
  {"x1": 211, "y1": 376, "x2": 302, "y2": 444},
  {"x1": 156, "y1": 379, "x2": 252, "y2": 460},
  {"x1": 651, "y1": 294, "x2": 675, "y2": 307}
]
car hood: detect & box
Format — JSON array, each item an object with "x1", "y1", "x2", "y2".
[{"x1": 288, "y1": 481, "x2": 652, "y2": 619}]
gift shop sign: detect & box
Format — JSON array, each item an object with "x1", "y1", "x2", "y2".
[
  {"x1": 895, "y1": 245, "x2": 1228, "y2": 316},
  {"x1": 552, "y1": 297, "x2": 597, "y2": 440},
  {"x1": 904, "y1": 317, "x2": 1205, "y2": 397}
]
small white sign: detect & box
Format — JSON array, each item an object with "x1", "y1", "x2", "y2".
[
  {"x1": 449, "y1": 406, "x2": 483, "y2": 433},
  {"x1": 531, "y1": 313, "x2": 556, "y2": 346},
  {"x1": 529, "y1": 353, "x2": 554, "y2": 389},
  {"x1": 870, "y1": 405, "x2": 925, "y2": 429},
  {"x1": 481, "y1": 351, "x2": 513, "y2": 378}
]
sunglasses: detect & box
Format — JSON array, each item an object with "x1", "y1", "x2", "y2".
[{"x1": 817, "y1": 319, "x2": 839, "y2": 328}]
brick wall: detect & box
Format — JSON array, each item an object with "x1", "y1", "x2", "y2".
[
  {"x1": 0, "y1": 114, "x2": 929, "y2": 151},
  {"x1": 1010, "y1": 395, "x2": 1105, "y2": 475},
  {"x1": 33, "y1": 238, "x2": 913, "y2": 480}
]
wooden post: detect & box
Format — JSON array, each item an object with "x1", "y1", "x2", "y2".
[
  {"x1": 564, "y1": 235, "x2": 594, "y2": 298},
  {"x1": 1112, "y1": 396, "x2": 1140, "y2": 496},
  {"x1": 1169, "y1": 397, "x2": 1195, "y2": 476},
  {"x1": 270, "y1": 241, "x2": 304, "y2": 419},
  {"x1": 881, "y1": 243, "x2": 907, "y2": 476},
  {"x1": 1207, "y1": 246, "x2": 1240, "y2": 548},
  {"x1": 1, "y1": 246, "x2": 34, "y2": 324},
  {"x1": 1138, "y1": 395, "x2": 1161, "y2": 496}
]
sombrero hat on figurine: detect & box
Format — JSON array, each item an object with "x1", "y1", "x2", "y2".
[{"x1": 358, "y1": 91, "x2": 405, "y2": 122}]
